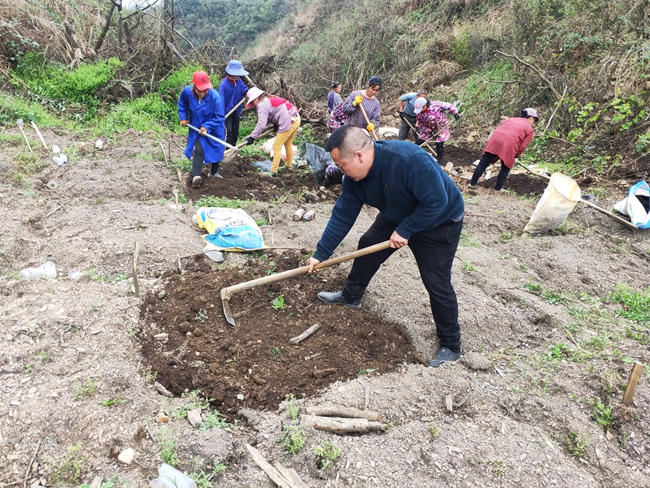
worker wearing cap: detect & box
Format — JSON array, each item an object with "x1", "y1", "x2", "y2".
[
  {"x1": 307, "y1": 126, "x2": 465, "y2": 367},
  {"x1": 469, "y1": 108, "x2": 538, "y2": 191},
  {"x1": 178, "y1": 70, "x2": 226, "y2": 187},
  {"x1": 340, "y1": 76, "x2": 382, "y2": 134},
  {"x1": 397, "y1": 88, "x2": 427, "y2": 141},
  {"x1": 244, "y1": 88, "x2": 301, "y2": 175},
  {"x1": 217, "y1": 60, "x2": 249, "y2": 147},
  {"x1": 414, "y1": 98, "x2": 460, "y2": 166}
]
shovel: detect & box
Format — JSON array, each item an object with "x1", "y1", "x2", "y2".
[
  {"x1": 225, "y1": 97, "x2": 247, "y2": 119},
  {"x1": 188, "y1": 124, "x2": 274, "y2": 164},
  {"x1": 516, "y1": 161, "x2": 638, "y2": 230},
  {"x1": 220, "y1": 240, "x2": 391, "y2": 326},
  {"x1": 400, "y1": 116, "x2": 438, "y2": 157},
  {"x1": 222, "y1": 127, "x2": 274, "y2": 164}
]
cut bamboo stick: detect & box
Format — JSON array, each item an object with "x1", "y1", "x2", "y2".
[{"x1": 300, "y1": 414, "x2": 385, "y2": 433}]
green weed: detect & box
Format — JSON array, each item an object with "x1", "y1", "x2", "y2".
[
  {"x1": 567, "y1": 432, "x2": 587, "y2": 456},
  {"x1": 73, "y1": 378, "x2": 99, "y2": 400},
  {"x1": 195, "y1": 195, "x2": 255, "y2": 209},
  {"x1": 589, "y1": 397, "x2": 613, "y2": 427},
  {"x1": 460, "y1": 229, "x2": 481, "y2": 247},
  {"x1": 606, "y1": 283, "x2": 650, "y2": 325},
  {"x1": 44, "y1": 444, "x2": 87, "y2": 485},
  {"x1": 159, "y1": 427, "x2": 179, "y2": 466},
  {"x1": 101, "y1": 397, "x2": 125, "y2": 408},
  {"x1": 282, "y1": 425, "x2": 307, "y2": 455},
  {"x1": 313, "y1": 441, "x2": 341, "y2": 470},
  {"x1": 271, "y1": 295, "x2": 286, "y2": 310},
  {"x1": 285, "y1": 393, "x2": 302, "y2": 420},
  {"x1": 462, "y1": 260, "x2": 477, "y2": 272}
]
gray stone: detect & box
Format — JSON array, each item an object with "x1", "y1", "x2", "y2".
[
  {"x1": 178, "y1": 428, "x2": 233, "y2": 470},
  {"x1": 117, "y1": 448, "x2": 134, "y2": 464},
  {"x1": 461, "y1": 352, "x2": 492, "y2": 371},
  {"x1": 188, "y1": 408, "x2": 203, "y2": 427}
]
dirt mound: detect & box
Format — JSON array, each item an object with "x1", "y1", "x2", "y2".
[{"x1": 138, "y1": 253, "x2": 420, "y2": 418}]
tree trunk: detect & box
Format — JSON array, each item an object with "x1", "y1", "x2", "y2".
[{"x1": 94, "y1": 2, "x2": 116, "y2": 53}]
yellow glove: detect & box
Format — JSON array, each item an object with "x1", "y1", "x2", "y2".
[
  {"x1": 366, "y1": 122, "x2": 375, "y2": 133},
  {"x1": 353, "y1": 95, "x2": 363, "y2": 107},
  {"x1": 180, "y1": 120, "x2": 188, "y2": 126},
  {"x1": 200, "y1": 126, "x2": 207, "y2": 135}
]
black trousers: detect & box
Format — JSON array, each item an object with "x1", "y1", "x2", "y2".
[
  {"x1": 398, "y1": 114, "x2": 418, "y2": 140},
  {"x1": 342, "y1": 213, "x2": 463, "y2": 352},
  {"x1": 225, "y1": 114, "x2": 240, "y2": 147},
  {"x1": 415, "y1": 139, "x2": 445, "y2": 165},
  {"x1": 470, "y1": 152, "x2": 510, "y2": 190},
  {"x1": 192, "y1": 139, "x2": 219, "y2": 177}
]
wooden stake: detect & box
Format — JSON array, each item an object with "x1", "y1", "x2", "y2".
[
  {"x1": 272, "y1": 462, "x2": 309, "y2": 488},
  {"x1": 289, "y1": 323, "x2": 320, "y2": 344},
  {"x1": 622, "y1": 363, "x2": 644, "y2": 406},
  {"x1": 300, "y1": 414, "x2": 385, "y2": 433},
  {"x1": 158, "y1": 142, "x2": 168, "y2": 166},
  {"x1": 132, "y1": 240, "x2": 140, "y2": 298},
  {"x1": 304, "y1": 405, "x2": 381, "y2": 422}
]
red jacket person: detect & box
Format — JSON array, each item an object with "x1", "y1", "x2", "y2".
[{"x1": 469, "y1": 108, "x2": 538, "y2": 191}]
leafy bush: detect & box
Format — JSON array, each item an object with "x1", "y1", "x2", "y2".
[{"x1": 0, "y1": 93, "x2": 58, "y2": 126}]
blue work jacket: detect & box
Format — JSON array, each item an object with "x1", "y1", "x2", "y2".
[{"x1": 178, "y1": 86, "x2": 225, "y2": 164}]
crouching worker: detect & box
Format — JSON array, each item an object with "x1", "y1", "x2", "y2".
[
  {"x1": 244, "y1": 87, "x2": 301, "y2": 175},
  {"x1": 469, "y1": 108, "x2": 538, "y2": 191},
  {"x1": 178, "y1": 71, "x2": 226, "y2": 187},
  {"x1": 414, "y1": 98, "x2": 460, "y2": 166},
  {"x1": 306, "y1": 126, "x2": 465, "y2": 367}
]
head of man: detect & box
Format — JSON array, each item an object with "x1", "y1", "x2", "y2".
[
  {"x1": 325, "y1": 126, "x2": 374, "y2": 182},
  {"x1": 416, "y1": 88, "x2": 427, "y2": 98}
]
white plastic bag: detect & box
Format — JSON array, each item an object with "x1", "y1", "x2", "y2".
[
  {"x1": 150, "y1": 463, "x2": 197, "y2": 488},
  {"x1": 523, "y1": 173, "x2": 581, "y2": 235},
  {"x1": 613, "y1": 181, "x2": 650, "y2": 229},
  {"x1": 261, "y1": 137, "x2": 298, "y2": 161}
]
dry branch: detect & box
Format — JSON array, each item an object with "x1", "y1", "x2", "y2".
[
  {"x1": 300, "y1": 414, "x2": 385, "y2": 434},
  {"x1": 289, "y1": 323, "x2": 320, "y2": 344},
  {"x1": 495, "y1": 50, "x2": 562, "y2": 101},
  {"x1": 303, "y1": 405, "x2": 381, "y2": 421}
]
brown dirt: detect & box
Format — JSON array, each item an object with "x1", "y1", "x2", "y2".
[
  {"x1": 138, "y1": 253, "x2": 420, "y2": 417},
  {"x1": 1, "y1": 126, "x2": 649, "y2": 488}
]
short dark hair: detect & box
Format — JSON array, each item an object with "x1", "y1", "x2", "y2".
[
  {"x1": 331, "y1": 82, "x2": 341, "y2": 89},
  {"x1": 325, "y1": 126, "x2": 372, "y2": 157}
]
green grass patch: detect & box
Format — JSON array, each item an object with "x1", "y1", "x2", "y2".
[
  {"x1": 605, "y1": 283, "x2": 650, "y2": 325},
  {"x1": 195, "y1": 195, "x2": 255, "y2": 208}
]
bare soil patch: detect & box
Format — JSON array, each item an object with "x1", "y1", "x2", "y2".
[{"x1": 139, "y1": 253, "x2": 420, "y2": 417}]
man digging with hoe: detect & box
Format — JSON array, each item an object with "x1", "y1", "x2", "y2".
[{"x1": 307, "y1": 126, "x2": 465, "y2": 367}]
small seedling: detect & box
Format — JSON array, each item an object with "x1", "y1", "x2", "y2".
[
  {"x1": 568, "y1": 431, "x2": 588, "y2": 457},
  {"x1": 358, "y1": 367, "x2": 376, "y2": 375},
  {"x1": 282, "y1": 425, "x2": 307, "y2": 455},
  {"x1": 198, "y1": 411, "x2": 231, "y2": 431},
  {"x1": 462, "y1": 260, "x2": 477, "y2": 272},
  {"x1": 271, "y1": 295, "x2": 285, "y2": 310},
  {"x1": 273, "y1": 347, "x2": 281, "y2": 356},
  {"x1": 313, "y1": 441, "x2": 341, "y2": 470},
  {"x1": 24, "y1": 363, "x2": 33, "y2": 373},
  {"x1": 44, "y1": 444, "x2": 87, "y2": 485},
  {"x1": 101, "y1": 397, "x2": 125, "y2": 408},
  {"x1": 195, "y1": 309, "x2": 208, "y2": 323},
  {"x1": 73, "y1": 378, "x2": 99, "y2": 399},
  {"x1": 286, "y1": 393, "x2": 301, "y2": 420},
  {"x1": 37, "y1": 350, "x2": 51, "y2": 364},
  {"x1": 429, "y1": 421, "x2": 441, "y2": 438},
  {"x1": 143, "y1": 366, "x2": 157, "y2": 385}
]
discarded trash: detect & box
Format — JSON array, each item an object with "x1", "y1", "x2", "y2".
[
  {"x1": 252, "y1": 160, "x2": 273, "y2": 172},
  {"x1": 52, "y1": 154, "x2": 68, "y2": 166},
  {"x1": 293, "y1": 208, "x2": 306, "y2": 221},
  {"x1": 613, "y1": 180, "x2": 650, "y2": 229},
  {"x1": 52, "y1": 145, "x2": 61, "y2": 154},
  {"x1": 20, "y1": 261, "x2": 56, "y2": 280},
  {"x1": 149, "y1": 463, "x2": 197, "y2": 488},
  {"x1": 202, "y1": 244, "x2": 225, "y2": 263},
  {"x1": 46, "y1": 181, "x2": 58, "y2": 189},
  {"x1": 95, "y1": 139, "x2": 104, "y2": 150},
  {"x1": 302, "y1": 210, "x2": 316, "y2": 221}
]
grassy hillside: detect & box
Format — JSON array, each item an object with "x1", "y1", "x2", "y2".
[{"x1": 246, "y1": 0, "x2": 650, "y2": 178}]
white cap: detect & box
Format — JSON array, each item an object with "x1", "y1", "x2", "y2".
[{"x1": 413, "y1": 98, "x2": 428, "y2": 114}]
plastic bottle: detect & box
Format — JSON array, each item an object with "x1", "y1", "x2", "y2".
[
  {"x1": 42, "y1": 261, "x2": 56, "y2": 279},
  {"x1": 20, "y1": 267, "x2": 44, "y2": 279},
  {"x1": 149, "y1": 463, "x2": 197, "y2": 488}
]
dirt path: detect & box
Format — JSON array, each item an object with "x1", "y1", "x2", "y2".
[{"x1": 1, "y1": 129, "x2": 649, "y2": 487}]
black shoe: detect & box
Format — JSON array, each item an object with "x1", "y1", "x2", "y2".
[
  {"x1": 317, "y1": 290, "x2": 361, "y2": 309},
  {"x1": 427, "y1": 347, "x2": 461, "y2": 367}
]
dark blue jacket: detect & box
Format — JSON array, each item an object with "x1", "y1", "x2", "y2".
[
  {"x1": 178, "y1": 86, "x2": 225, "y2": 163},
  {"x1": 313, "y1": 140, "x2": 465, "y2": 261},
  {"x1": 217, "y1": 77, "x2": 248, "y2": 118}
]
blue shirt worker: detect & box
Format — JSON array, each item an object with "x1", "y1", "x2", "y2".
[
  {"x1": 398, "y1": 88, "x2": 427, "y2": 141},
  {"x1": 217, "y1": 60, "x2": 249, "y2": 147},
  {"x1": 306, "y1": 126, "x2": 465, "y2": 367},
  {"x1": 178, "y1": 70, "x2": 226, "y2": 187}
]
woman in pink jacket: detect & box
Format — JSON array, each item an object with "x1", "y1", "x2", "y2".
[
  {"x1": 244, "y1": 87, "x2": 301, "y2": 175},
  {"x1": 414, "y1": 98, "x2": 460, "y2": 165},
  {"x1": 469, "y1": 108, "x2": 538, "y2": 191}
]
